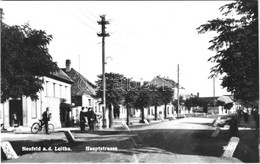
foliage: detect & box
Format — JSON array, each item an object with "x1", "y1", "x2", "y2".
[
  {"x1": 134, "y1": 85, "x2": 152, "y2": 121},
  {"x1": 1, "y1": 23, "x2": 58, "y2": 102},
  {"x1": 158, "y1": 86, "x2": 174, "y2": 119},
  {"x1": 95, "y1": 72, "x2": 124, "y2": 128},
  {"x1": 121, "y1": 78, "x2": 138, "y2": 125},
  {"x1": 197, "y1": 0, "x2": 258, "y2": 106},
  {"x1": 95, "y1": 72, "x2": 124, "y2": 106}
]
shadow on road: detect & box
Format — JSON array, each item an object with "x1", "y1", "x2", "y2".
[{"x1": 2, "y1": 126, "x2": 258, "y2": 163}]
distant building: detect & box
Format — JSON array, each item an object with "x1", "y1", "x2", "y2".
[
  {"x1": 132, "y1": 75, "x2": 186, "y2": 119},
  {"x1": 148, "y1": 75, "x2": 185, "y2": 100},
  {"x1": 0, "y1": 69, "x2": 74, "y2": 129}
]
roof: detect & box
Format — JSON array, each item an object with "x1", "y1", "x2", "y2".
[
  {"x1": 148, "y1": 76, "x2": 185, "y2": 89},
  {"x1": 47, "y1": 68, "x2": 74, "y2": 84},
  {"x1": 62, "y1": 68, "x2": 96, "y2": 96},
  {"x1": 217, "y1": 95, "x2": 234, "y2": 104}
]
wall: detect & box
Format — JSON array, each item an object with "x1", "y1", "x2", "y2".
[{"x1": 0, "y1": 101, "x2": 10, "y2": 128}]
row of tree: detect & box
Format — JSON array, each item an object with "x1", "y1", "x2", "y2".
[
  {"x1": 95, "y1": 72, "x2": 175, "y2": 127},
  {"x1": 95, "y1": 72, "x2": 236, "y2": 128}
]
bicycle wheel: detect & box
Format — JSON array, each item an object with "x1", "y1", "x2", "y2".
[{"x1": 31, "y1": 122, "x2": 40, "y2": 134}]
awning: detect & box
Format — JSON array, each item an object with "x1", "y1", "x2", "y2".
[{"x1": 60, "y1": 102, "x2": 73, "y2": 108}]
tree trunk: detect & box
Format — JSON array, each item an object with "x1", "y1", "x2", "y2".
[
  {"x1": 164, "y1": 104, "x2": 167, "y2": 119},
  {"x1": 108, "y1": 103, "x2": 113, "y2": 128},
  {"x1": 126, "y1": 104, "x2": 130, "y2": 125},
  {"x1": 155, "y1": 106, "x2": 158, "y2": 120},
  {"x1": 141, "y1": 107, "x2": 145, "y2": 122}
]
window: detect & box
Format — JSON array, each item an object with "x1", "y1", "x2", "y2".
[
  {"x1": 65, "y1": 86, "x2": 67, "y2": 99},
  {"x1": 53, "y1": 83, "x2": 56, "y2": 97},
  {"x1": 31, "y1": 100, "x2": 37, "y2": 119},
  {"x1": 0, "y1": 107, "x2": 2, "y2": 119},
  {"x1": 46, "y1": 81, "x2": 54, "y2": 97},
  {"x1": 88, "y1": 99, "x2": 91, "y2": 106},
  {"x1": 46, "y1": 81, "x2": 49, "y2": 96},
  {"x1": 60, "y1": 86, "x2": 65, "y2": 99},
  {"x1": 60, "y1": 85, "x2": 62, "y2": 98},
  {"x1": 167, "y1": 107, "x2": 169, "y2": 115}
]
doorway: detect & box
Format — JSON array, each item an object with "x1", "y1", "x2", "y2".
[{"x1": 9, "y1": 100, "x2": 23, "y2": 126}]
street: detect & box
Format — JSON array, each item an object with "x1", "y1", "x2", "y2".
[{"x1": 1, "y1": 116, "x2": 259, "y2": 163}]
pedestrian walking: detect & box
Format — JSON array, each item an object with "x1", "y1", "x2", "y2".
[
  {"x1": 42, "y1": 107, "x2": 51, "y2": 134},
  {"x1": 80, "y1": 107, "x2": 86, "y2": 131}
]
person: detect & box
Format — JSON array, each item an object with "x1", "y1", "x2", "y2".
[
  {"x1": 79, "y1": 107, "x2": 86, "y2": 131},
  {"x1": 252, "y1": 108, "x2": 259, "y2": 130},
  {"x1": 12, "y1": 113, "x2": 19, "y2": 127},
  {"x1": 71, "y1": 116, "x2": 75, "y2": 127},
  {"x1": 42, "y1": 107, "x2": 51, "y2": 134},
  {"x1": 244, "y1": 110, "x2": 249, "y2": 122},
  {"x1": 87, "y1": 107, "x2": 96, "y2": 131},
  {"x1": 229, "y1": 116, "x2": 238, "y2": 136}
]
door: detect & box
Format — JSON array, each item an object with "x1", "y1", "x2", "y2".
[{"x1": 9, "y1": 100, "x2": 23, "y2": 126}]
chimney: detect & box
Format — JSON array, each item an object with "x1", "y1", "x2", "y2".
[
  {"x1": 197, "y1": 92, "x2": 199, "y2": 97},
  {"x1": 66, "y1": 59, "x2": 71, "y2": 72},
  {"x1": 140, "y1": 78, "x2": 143, "y2": 86}
]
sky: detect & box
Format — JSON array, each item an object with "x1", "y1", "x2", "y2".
[{"x1": 1, "y1": 1, "x2": 233, "y2": 97}]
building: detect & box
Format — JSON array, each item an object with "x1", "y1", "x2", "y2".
[
  {"x1": 131, "y1": 76, "x2": 186, "y2": 119},
  {"x1": 62, "y1": 60, "x2": 101, "y2": 125},
  {"x1": 0, "y1": 69, "x2": 74, "y2": 129}
]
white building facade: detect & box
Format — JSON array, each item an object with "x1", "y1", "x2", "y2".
[{"x1": 0, "y1": 71, "x2": 73, "y2": 129}]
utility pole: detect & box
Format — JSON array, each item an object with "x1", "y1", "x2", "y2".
[
  {"x1": 97, "y1": 15, "x2": 109, "y2": 128},
  {"x1": 0, "y1": 8, "x2": 3, "y2": 129},
  {"x1": 213, "y1": 76, "x2": 216, "y2": 107},
  {"x1": 177, "y1": 64, "x2": 179, "y2": 118},
  {"x1": 78, "y1": 55, "x2": 80, "y2": 73}
]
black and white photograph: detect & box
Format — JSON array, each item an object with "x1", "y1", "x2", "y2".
[{"x1": 0, "y1": 0, "x2": 259, "y2": 163}]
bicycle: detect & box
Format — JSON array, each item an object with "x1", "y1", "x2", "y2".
[{"x1": 31, "y1": 119, "x2": 54, "y2": 134}]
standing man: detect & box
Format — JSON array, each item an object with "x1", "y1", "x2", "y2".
[
  {"x1": 88, "y1": 107, "x2": 96, "y2": 131},
  {"x1": 42, "y1": 107, "x2": 51, "y2": 134},
  {"x1": 80, "y1": 107, "x2": 86, "y2": 131}
]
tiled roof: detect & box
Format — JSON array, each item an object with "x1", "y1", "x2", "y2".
[
  {"x1": 148, "y1": 76, "x2": 185, "y2": 89},
  {"x1": 62, "y1": 68, "x2": 96, "y2": 96},
  {"x1": 48, "y1": 68, "x2": 74, "y2": 84}
]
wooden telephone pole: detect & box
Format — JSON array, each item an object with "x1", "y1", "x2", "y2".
[
  {"x1": 177, "y1": 64, "x2": 180, "y2": 118},
  {"x1": 97, "y1": 15, "x2": 109, "y2": 128}
]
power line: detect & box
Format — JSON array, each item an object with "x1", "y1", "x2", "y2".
[
  {"x1": 60, "y1": 4, "x2": 97, "y2": 32},
  {"x1": 75, "y1": 5, "x2": 98, "y2": 26},
  {"x1": 72, "y1": 14, "x2": 97, "y2": 32}
]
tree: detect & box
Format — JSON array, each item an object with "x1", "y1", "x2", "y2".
[
  {"x1": 173, "y1": 95, "x2": 185, "y2": 116},
  {"x1": 121, "y1": 78, "x2": 138, "y2": 125},
  {"x1": 1, "y1": 23, "x2": 59, "y2": 103},
  {"x1": 134, "y1": 85, "x2": 151, "y2": 123},
  {"x1": 149, "y1": 85, "x2": 162, "y2": 121},
  {"x1": 96, "y1": 72, "x2": 124, "y2": 128},
  {"x1": 158, "y1": 86, "x2": 174, "y2": 119},
  {"x1": 197, "y1": 0, "x2": 258, "y2": 106}
]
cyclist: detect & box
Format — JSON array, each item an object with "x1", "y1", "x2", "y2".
[{"x1": 41, "y1": 107, "x2": 51, "y2": 134}]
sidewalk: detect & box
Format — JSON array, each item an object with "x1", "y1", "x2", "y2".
[{"x1": 0, "y1": 117, "x2": 168, "y2": 135}]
